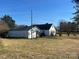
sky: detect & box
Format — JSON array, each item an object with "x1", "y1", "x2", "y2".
[{"x1": 0, "y1": 0, "x2": 75, "y2": 26}]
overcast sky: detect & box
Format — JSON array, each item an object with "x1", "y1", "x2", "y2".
[{"x1": 0, "y1": 0, "x2": 75, "y2": 26}]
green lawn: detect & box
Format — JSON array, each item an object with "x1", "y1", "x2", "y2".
[{"x1": 0, "y1": 36, "x2": 79, "y2": 59}]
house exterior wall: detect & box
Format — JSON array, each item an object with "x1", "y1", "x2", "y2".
[
  {"x1": 28, "y1": 30, "x2": 36, "y2": 38},
  {"x1": 44, "y1": 30, "x2": 49, "y2": 36},
  {"x1": 49, "y1": 25, "x2": 56, "y2": 36},
  {"x1": 40, "y1": 25, "x2": 56, "y2": 36},
  {"x1": 28, "y1": 27, "x2": 40, "y2": 39},
  {"x1": 40, "y1": 30, "x2": 49, "y2": 36},
  {"x1": 8, "y1": 30, "x2": 28, "y2": 38}
]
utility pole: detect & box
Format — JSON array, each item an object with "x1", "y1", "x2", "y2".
[{"x1": 31, "y1": 9, "x2": 33, "y2": 39}]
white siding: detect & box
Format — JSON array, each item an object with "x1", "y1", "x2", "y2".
[
  {"x1": 49, "y1": 25, "x2": 56, "y2": 36},
  {"x1": 28, "y1": 30, "x2": 36, "y2": 38},
  {"x1": 28, "y1": 27, "x2": 40, "y2": 39},
  {"x1": 8, "y1": 30, "x2": 28, "y2": 38}
]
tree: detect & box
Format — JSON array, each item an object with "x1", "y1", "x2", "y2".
[
  {"x1": 59, "y1": 21, "x2": 72, "y2": 36},
  {"x1": 59, "y1": 21, "x2": 67, "y2": 36},
  {"x1": 72, "y1": 0, "x2": 79, "y2": 22},
  {"x1": 1, "y1": 15, "x2": 16, "y2": 29},
  {"x1": 72, "y1": 0, "x2": 79, "y2": 4},
  {"x1": 72, "y1": 0, "x2": 79, "y2": 32}
]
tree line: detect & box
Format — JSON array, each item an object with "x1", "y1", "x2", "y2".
[{"x1": 58, "y1": 0, "x2": 79, "y2": 36}]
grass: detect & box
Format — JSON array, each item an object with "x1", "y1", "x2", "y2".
[{"x1": 0, "y1": 36, "x2": 79, "y2": 59}]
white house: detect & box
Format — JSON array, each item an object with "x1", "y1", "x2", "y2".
[
  {"x1": 8, "y1": 23, "x2": 56, "y2": 39},
  {"x1": 33, "y1": 23, "x2": 56, "y2": 36}
]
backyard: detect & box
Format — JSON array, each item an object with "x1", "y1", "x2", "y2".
[{"x1": 0, "y1": 35, "x2": 79, "y2": 59}]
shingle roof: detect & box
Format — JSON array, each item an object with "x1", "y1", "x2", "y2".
[
  {"x1": 11, "y1": 23, "x2": 52, "y2": 31},
  {"x1": 33, "y1": 23, "x2": 52, "y2": 30},
  {"x1": 11, "y1": 25, "x2": 28, "y2": 31}
]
